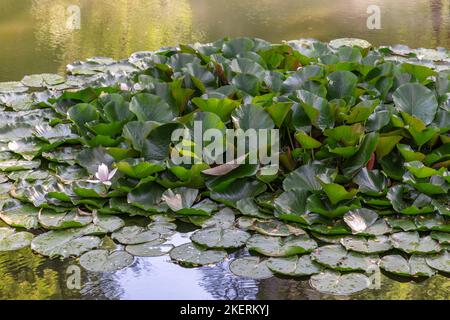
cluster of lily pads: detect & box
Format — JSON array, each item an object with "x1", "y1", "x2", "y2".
[{"x1": 0, "y1": 37, "x2": 449, "y2": 296}]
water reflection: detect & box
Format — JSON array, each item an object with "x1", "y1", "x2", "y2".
[
  {"x1": 0, "y1": 0, "x2": 449, "y2": 81},
  {"x1": 257, "y1": 274, "x2": 450, "y2": 300},
  {"x1": 1, "y1": 241, "x2": 449, "y2": 300}
]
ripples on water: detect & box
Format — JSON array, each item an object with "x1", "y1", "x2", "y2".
[
  {"x1": 1, "y1": 223, "x2": 449, "y2": 300},
  {"x1": 0, "y1": 0, "x2": 449, "y2": 80},
  {"x1": 0, "y1": 0, "x2": 449, "y2": 300}
]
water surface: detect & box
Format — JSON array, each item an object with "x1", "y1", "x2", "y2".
[
  {"x1": 0, "y1": 0, "x2": 449, "y2": 300},
  {"x1": 0, "y1": 218, "x2": 449, "y2": 300},
  {"x1": 0, "y1": 0, "x2": 449, "y2": 81}
]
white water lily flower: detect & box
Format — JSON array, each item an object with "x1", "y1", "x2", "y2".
[{"x1": 88, "y1": 163, "x2": 117, "y2": 186}]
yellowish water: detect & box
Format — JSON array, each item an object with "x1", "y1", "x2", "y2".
[{"x1": 0, "y1": 0, "x2": 449, "y2": 81}]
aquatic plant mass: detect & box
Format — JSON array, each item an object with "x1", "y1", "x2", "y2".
[{"x1": 0, "y1": 37, "x2": 448, "y2": 296}]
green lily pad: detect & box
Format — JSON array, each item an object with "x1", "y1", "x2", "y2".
[
  {"x1": 380, "y1": 254, "x2": 436, "y2": 277},
  {"x1": 38, "y1": 209, "x2": 93, "y2": 230},
  {"x1": 189, "y1": 207, "x2": 236, "y2": 229},
  {"x1": 0, "y1": 227, "x2": 34, "y2": 251},
  {"x1": 340, "y1": 235, "x2": 393, "y2": 253},
  {"x1": 31, "y1": 226, "x2": 101, "y2": 258},
  {"x1": 147, "y1": 222, "x2": 177, "y2": 238},
  {"x1": 393, "y1": 83, "x2": 438, "y2": 125},
  {"x1": 229, "y1": 256, "x2": 273, "y2": 279},
  {"x1": 353, "y1": 168, "x2": 388, "y2": 196},
  {"x1": 246, "y1": 234, "x2": 317, "y2": 257},
  {"x1": 170, "y1": 242, "x2": 227, "y2": 267},
  {"x1": 125, "y1": 239, "x2": 174, "y2": 257},
  {"x1": 0, "y1": 159, "x2": 41, "y2": 172},
  {"x1": 426, "y1": 252, "x2": 450, "y2": 273},
  {"x1": 191, "y1": 227, "x2": 250, "y2": 249},
  {"x1": 111, "y1": 226, "x2": 160, "y2": 245},
  {"x1": 0, "y1": 199, "x2": 39, "y2": 229},
  {"x1": 283, "y1": 163, "x2": 337, "y2": 192},
  {"x1": 79, "y1": 249, "x2": 134, "y2": 272},
  {"x1": 93, "y1": 213, "x2": 125, "y2": 233},
  {"x1": 237, "y1": 218, "x2": 306, "y2": 237},
  {"x1": 430, "y1": 231, "x2": 450, "y2": 245},
  {"x1": 390, "y1": 231, "x2": 442, "y2": 254},
  {"x1": 267, "y1": 255, "x2": 324, "y2": 277},
  {"x1": 311, "y1": 244, "x2": 378, "y2": 272},
  {"x1": 309, "y1": 271, "x2": 371, "y2": 295}
]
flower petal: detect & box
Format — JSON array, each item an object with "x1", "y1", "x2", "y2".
[
  {"x1": 97, "y1": 163, "x2": 110, "y2": 181},
  {"x1": 108, "y1": 168, "x2": 118, "y2": 180}
]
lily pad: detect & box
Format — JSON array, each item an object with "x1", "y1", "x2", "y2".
[
  {"x1": 111, "y1": 226, "x2": 160, "y2": 245},
  {"x1": 0, "y1": 227, "x2": 34, "y2": 251},
  {"x1": 311, "y1": 244, "x2": 378, "y2": 272},
  {"x1": 126, "y1": 239, "x2": 174, "y2": 257},
  {"x1": 380, "y1": 254, "x2": 436, "y2": 277},
  {"x1": 426, "y1": 252, "x2": 450, "y2": 273},
  {"x1": 31, "y1": 226, "x2": 101, "y2": 258},
  {"x1": 170, "y1": 242, "x2": 227, "y2": 266},
  {"x1": 340, "y1": 235, "x2": 393, "y2": 253},
  {"x1": 267, "y1": 255, "x2": 323, "y2": 277},
  {"x1": 229, "y1": 256, "x2": 273, "y2": 279},
  {"x1": 190, "y1": 227, "x2": 250, "y2": 249},
  {"x1": 79, "y1": 249, "x2": 134, "y2": 272},
  {"x1": 38, "y1": 209, "x2": 93, "y2": 230},
  {"x1": 309, "y1": 271, "x2": 370, "y2": 295},
  {"x1": 390, "y1": 231, "x2": 442, "y2": 254},
  {"x1": 246, "y1": 234, "x2": 317, "y2": 257},
  {"x1": 0, "y1": 200, "x2": 39, "y2": 229}
]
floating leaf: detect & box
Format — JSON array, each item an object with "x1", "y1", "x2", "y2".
[
  {"x1": 170, "y1": 242, "x2": 226, "y2": 266},
  {"x1": 0, "y1": 227, "x2": 34, "y2": 251},
  {"x1": 126, "y1": 239, "x2": 173, "y2": 257},
  {"x1": 267, "y1": 255, "x2": 323, "y2": 277},
  {"x1": 79, "y1": 249, "x2": 134, "y2": 272},
  {"x1": 340, "y1": 235, "x2": 392, "y2": 253},
  {"x1": 380, "y1": 255, "x2": 436, "y2": 277},
  {"x1": 311, "y1": 244, "x2": 378, "y2": 272},
  {"x1": 246, "y1": 234, "x2": 317, "y2": 257},
  {"x1": 426, "y1": 252, "x2": 450, "y2": 273},
  {"x1": 309, "y1": 271, "x2": 370, "y2": 295},
  {"x1": 111, "y1": 226, "x2": 160, "y2": 245},
  {"x1": 38, "y1": 209, "x2": 92, "y2": 230},
  {"x1": 229, "y1": 256, "x2": 273, "y2": 279},
  {"x1": 31, "y1": 226, "x2": 101, "y2": 258},
  {"x1": 390, "y1": 231, "x2": 442, "y2": 254},
  {"x1": 191, "y1": 227, "x2": 250, "y2": 249}
]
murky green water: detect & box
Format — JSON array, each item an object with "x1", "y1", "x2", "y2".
[
  {"x1": 0, "y1": 0, "x2": 449, "y2": 300},
  {"x1": 1, "y1": 0, "x2": 450, "y2": 82}
]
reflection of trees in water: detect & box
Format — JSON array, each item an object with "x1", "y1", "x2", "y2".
[
  {"x1": 30, "y1": 0, "x2": 204, "y2": 74},
  {"x1": 257, "y1": 272, "x2": 450, "y2": 300},
  {"x1": 198, "y1": 252, "x2": 259, "y2": 300},
  {"x1": 431, "y1": 0, "x2": 443, "y2": 45},
  {"x1": 429, "y1": 0, "x2": 450, "y2": 46},
  {"x1": 0, "y1": 248, "x2": 60, "y2": 299}
]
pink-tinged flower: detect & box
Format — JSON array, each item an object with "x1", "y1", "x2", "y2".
[{"x1": 88, "y1": 163, "x2": 117, "y2": 186}]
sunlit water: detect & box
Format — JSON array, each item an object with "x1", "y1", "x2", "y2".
[
  {"x1": 0, "y1": 0, "x2": 449, "y2": 81},
  {"x1": 0, "y1": 0, "x2": 449, "y2": 300}
]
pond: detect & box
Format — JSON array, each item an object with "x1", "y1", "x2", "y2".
[
  {"x1": 0, "y1": 1, "x2": 449, "y2": 301},
  {"x1": 0, "y1": 0, "x2": 450, "y2": 82},
  {"x1": 1, "y1": 217, "x2": 449, "y2": 300}
]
